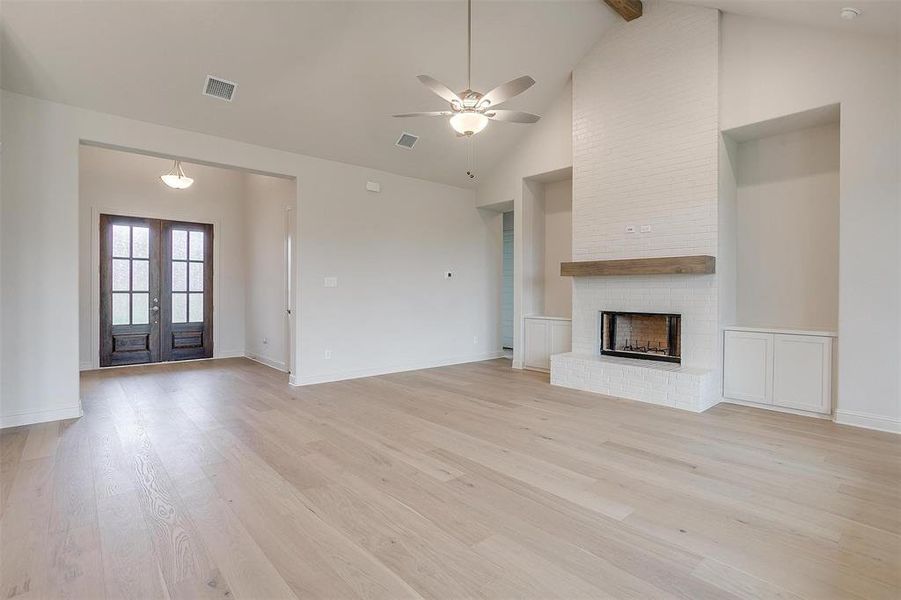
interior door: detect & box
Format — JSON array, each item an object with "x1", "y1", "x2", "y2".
[
  {"x1": 160, "y1": 220, "x2": 214, "y2": 361},
  {"x1": 99, "y1": 215, "x2": 161, "y2": 366}
]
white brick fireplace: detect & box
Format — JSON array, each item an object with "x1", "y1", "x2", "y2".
[{"x1": 550, "y1": 1, "x2": 722, "y2": 412}]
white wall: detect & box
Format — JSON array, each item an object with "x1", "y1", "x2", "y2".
[
  {"x1": 734, "y1": 123, "x2": 839, "y2": 331},
  {"x1": 571, "y1": 0, "x2": 720, "y2": 372},
  {"x1": 243, "y1": 173, "x2": 295, "y2": 372},
  {"x1": 721, "y1": 14, "x2": 900, "y2": 431},
  {"x1": 476, "y1": 80, "x2": 573, "y2": 367},
  {"x1": 543, "y1": 178, "x2": 572, "y2": 318},
  {"x1": 0, "y1": 90, "x2": 500, "y2": 427},
  {"x1": 78, "y1": 146, "x2": 249, "y2": 369}
]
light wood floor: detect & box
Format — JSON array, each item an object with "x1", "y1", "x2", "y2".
[{"x1": 1, "y1": 358, "x2": 899, "y2": 599}]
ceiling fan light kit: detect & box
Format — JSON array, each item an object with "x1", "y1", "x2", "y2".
[{"x1": 393, "y1": 0, "x2": 541, "y2": 140}]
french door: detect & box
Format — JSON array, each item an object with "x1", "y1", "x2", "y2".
[{"x1": 100, "y1": 214, "x2": 213, "y2": 367}]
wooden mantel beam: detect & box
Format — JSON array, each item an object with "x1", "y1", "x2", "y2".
[{"x1": 603, "y1": 0, "x2": 642, "y2": 21}]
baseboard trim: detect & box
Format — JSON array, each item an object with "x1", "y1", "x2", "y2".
[
  {"x1": 79, "y1": 361, "x2": 93, "y2": 372},
  {"x1": 291, "y1": 351, "x2": 505, "y2": 386},
  {"x1": 244, "y1": 353, "x2": 287, "y2": 372},
  {"x1": 834, "y1": 409, "x2": 901, "y2": 434},
  {"x1": 512, "y1": 360, "x2": 523, "y2": 370},
  {"x1": 1, "y1": 405, "x2": 83, "y2": 429},
  {"x1": 719, "y1": 398, "x2": 832, "y2": 420}
]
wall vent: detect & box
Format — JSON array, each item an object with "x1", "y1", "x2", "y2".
[
  {"x1": 395, "y1": 132, "x2": 418, "y2": 150},
  {"x1": 203, "y1": 75, "x2": 237, "y2": 101}
]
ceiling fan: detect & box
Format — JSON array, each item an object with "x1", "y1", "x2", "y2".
[{"x1": 393, "y1": 0, "x2": 541, "y2": 137}]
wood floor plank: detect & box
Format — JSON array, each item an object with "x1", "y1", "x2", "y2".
[{"x1": 2, "y1": 357, "x2": 897, "y2": 600}]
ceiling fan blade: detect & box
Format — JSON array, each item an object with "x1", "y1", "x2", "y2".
[
  {"x1": 416, "y1": 75, "x2": 461, "y2": 104},
  {"x1": 393, "y1": 111, "x2": 452, "y2": 118},
  {"x1": 481, "y1": 76, "x2": 536, "y2": 108},
  {"x1": 486, "y1": 109, "x2": 541, "y2": 123}
]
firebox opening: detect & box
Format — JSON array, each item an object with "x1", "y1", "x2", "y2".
[{"x1": 600, "y1": 311, "x2": 681, "y2": 364}]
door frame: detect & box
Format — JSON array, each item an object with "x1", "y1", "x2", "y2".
[{"x1": 89, "y1": 206, "x2": 223, "y2": 370}]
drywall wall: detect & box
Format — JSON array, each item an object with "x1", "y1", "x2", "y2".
[
  {"x1": 475, "y1": 80, "x2": 572, "y2": 367},
  {"x1": 0, "y1": 90, "x2": 499, "y2": 426},
  {"x1": 543, "y1": 178, "x2": 572, "y2": 318},
  {"x1": 78, "y1": 145, "x2": 248, "y2": 369},
  {"x1": 243, "y1": 173, "x2": 295, "y2": 372},
  {"x1": 721, "y1": 14, "x2": 900, "y2": 432},
  {"x1": 734, "y1": 123, "x2": 839, "y2": 331}
]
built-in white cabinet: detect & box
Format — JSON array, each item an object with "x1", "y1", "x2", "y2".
[
  {"x1": 723, "y1": 327, "x2": 834, "y2": 414},
  {"x1": 524, "y1": 316, "x2": 571, "y2": 372},
  {"x1": 723, "y1": 330, "x2": 773, "y2": 404}
]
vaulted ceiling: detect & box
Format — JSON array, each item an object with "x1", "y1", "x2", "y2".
[
  {"x1": 3, "y1": 1, "x2": 897, "y2": 188},
  {"x1": 0, "y1": 1, "x2": 617, "y2": 187}
]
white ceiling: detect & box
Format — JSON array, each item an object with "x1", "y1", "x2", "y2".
[
  {"x1": 683, "y1": 0, "x2": 901, "y2": 36},
  {"x1": 2, "y1": 1, "x2": 897, "y2": 188},
  {"x1": 0, "y1": 0, "x2": 617, "y2": 187}
]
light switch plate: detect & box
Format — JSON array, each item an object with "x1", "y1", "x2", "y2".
[
  {"x1": 640, "y1": 225, "x2": 652, "y2": 233},
  {"x1": 366, "y1": 181, "x2": 381, "y2": 193},
  {"x1": 625, "y1": 225, "x2": 636, "y2": 233},
  {"x1": 324, "y1": 276, "x2": 338, "y2": 288}
]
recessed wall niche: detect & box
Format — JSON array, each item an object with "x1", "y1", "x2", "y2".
[{"x1": 721, "y1": 104, "x2": 840, "y2": 332}]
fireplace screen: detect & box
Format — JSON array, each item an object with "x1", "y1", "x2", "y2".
[{"x1": 600, "y1": 311, "x2": 681, "y2": 363}]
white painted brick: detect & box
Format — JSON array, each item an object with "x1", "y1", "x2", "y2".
[{"x1": 554, "y1": 1, "x2": 722, "y2": 412}]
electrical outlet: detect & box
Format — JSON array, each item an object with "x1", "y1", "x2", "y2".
[
  {"x1": 324, "y1": 349, "x2": 332, "y2": 360},
  {"x1": 262, "y1": 337, "x2": 268, "y2": 345},
  {"x1": 324, "y1": 276, "x2": 338, "y2": 288},
  {"x1": 640, "y1": 225, "x2": 652, "y2": 233},
  {"x1": 625, "y1": 225, "x2": 636, "y2": 233}
]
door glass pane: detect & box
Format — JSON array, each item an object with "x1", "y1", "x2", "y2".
[
  {"x1": 112, "y1": 259, "x2": 130, "y2": 291},
  {"x1": 189, "y1": 262, "x2": 203, "y2": 291},
  {"x1": 189, "y1": 293, "x2": 204, "y2": 322},
  {"x1": 189, "y1": 231, "x2": 204, "y2": 261},
  {"x1": 112, "y1": 293, "x2": 129, "y2": 325},
  {"x1": 172, "y1": 262, "x2": 187, "y2": 291},
  {"x1": 112, "y1": 225, "x2": 130, "y2": 258},
  {"x1": 132, "y1": 260, "x2": 149, "y2": 291},
  {"x1": 172, "y1": 293, "x2": 187, "y2": 323},
  {"x1": 172, "y1": 230, "x2": 188, "y2": 260},
  {"x1": 132, "y1": 293, "x2": 149, "y2": 324},
  {"x1": 132, "y1": 226, "x2": 149, "y2": 259}
]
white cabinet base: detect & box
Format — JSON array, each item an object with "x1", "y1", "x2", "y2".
[
  {"x1": 523, "y1": 317, "x2": 571, "y2": 373},
  {"x1": 723, "y1": 327, "x2": 834, "y2": 416}
]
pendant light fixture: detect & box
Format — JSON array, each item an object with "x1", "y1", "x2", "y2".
[{"x1": 160, "y1": 160, "x2": 194, "y2": 189}]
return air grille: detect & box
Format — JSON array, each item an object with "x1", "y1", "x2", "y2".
[
  {"x1": 396, "y1": 132, "x2": 418, "y2": 149},
  {"x1": 203, "y1": 76, "x2": 237, "y2": 101}
]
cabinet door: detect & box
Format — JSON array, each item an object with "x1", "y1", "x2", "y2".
[
  {"x1": 724, "y1": 331, "x2": 774, "y2": 404},
  {"x1": 524, "y1": 319, "x2": 550, "y2": 371},
  {"x1": 773, "y1": 335, "x2": 832, "y2": 414},
  {"x1": 549, "y1": 321, "x2": 572, "y2": 357}
]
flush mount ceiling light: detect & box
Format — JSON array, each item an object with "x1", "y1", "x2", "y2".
[
  {"x1": 840, "y1": 7, "x2": 861, "y2": 20},
  {"x1": 392, "y1": 0, "x2": 541, "y2": 137},
  {"x1": 160, "y1": 160, "x2": 194, "y2": 189}
]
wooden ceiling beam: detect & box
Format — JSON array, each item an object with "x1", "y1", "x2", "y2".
[{"x1": 603, "y1": 0, "x2": 643, "y2": 21}]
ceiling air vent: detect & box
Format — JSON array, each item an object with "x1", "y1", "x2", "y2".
[
  {"x1": 203, "y1": 75, "x2": 237, "y2": 101},
  {"x1": 395, "y1": 132, "x2": 418, "y2": 150}
]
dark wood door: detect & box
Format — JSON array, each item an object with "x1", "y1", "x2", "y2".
[
  {"x1": 100, "y1": 215, "x2": 161, "y2": 366},
  {"x1": 100, "y1": 215, "x2": 213, "y2": 367},
  {"x1": 160, "y1": 220, "x2": 214, "y2": 361}
]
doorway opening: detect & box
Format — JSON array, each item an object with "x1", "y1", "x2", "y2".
[
  {"x1": 501, "y1": 211, "x2": 514, "y2": 353},
  {"x1": 80, "y1": 143, "x2": 297, "y2": 373}
]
